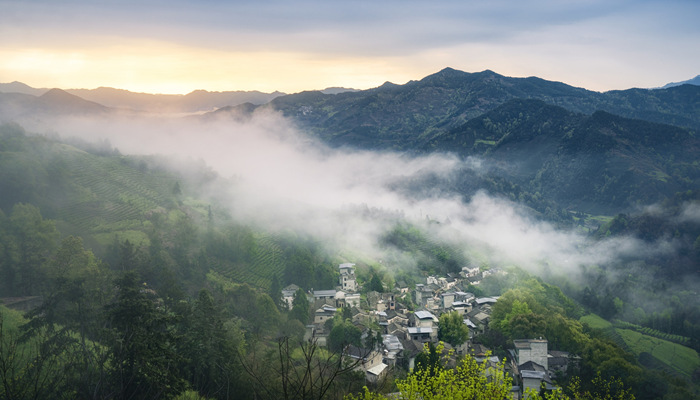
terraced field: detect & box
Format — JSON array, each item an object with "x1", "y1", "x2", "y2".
[
  {"x1": 209, "y1": 233, "x2": 286, "y2": 290},
  {"x1": 53, "y1": 149, "x2": 179, "y2": 244}
]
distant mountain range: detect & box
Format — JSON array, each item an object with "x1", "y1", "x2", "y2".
[
  {"x1": 0, "y1": 82, "x2": 285, "y2": 113},
  {"x1": 0, "y1": 82, "x2": 362, "y2": 113}
]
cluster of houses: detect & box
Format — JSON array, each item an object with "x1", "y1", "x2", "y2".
[{"x1": 281, "y1": 263, "x2": 579, "y2": 399}]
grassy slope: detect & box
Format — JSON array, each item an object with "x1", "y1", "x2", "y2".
[
  {"x1": 581, "y1": 313, "x2": 700, "y2": 380},
  {"x1": 580, "y1": 313, "x2": 612, "y2": 330},
  {"x1": 617, "y1": 328, "x2": 700, "y2": 379}
]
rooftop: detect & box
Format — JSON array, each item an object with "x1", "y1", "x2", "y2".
[
  {"x1": 414, "y1": 310, "x2": 437, "y2": 320},
  {"x1": 407, "y1": 327, "x2": 433, "y2": 334},
  {"x1": 513, "y1": 338, "x2": 548, "y2": 349},
  {"x1": 314, "y1": 290, "x2": 337, "y2": 297}
]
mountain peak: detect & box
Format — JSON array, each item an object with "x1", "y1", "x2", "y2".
[
  {"x1": 661, "y1": 75, "x2": 700, "y2": 89},
  {"x1": 437, "y1": 67, "x2": 458, "y2": 74},
  {"x1": 0, "y1": 81, "x2": 45, "y2": 96},
  {"x1": 40, "y1": 87, "x2": 74, "y2": 98},
  {"x1": 420, "y1": 68, "x2": 504, "y2": 86},
  {"x1": 378, "y1": 81, "x2": 400, "y2": 89},
  {"x1": 39, "y1": 88, "x2": 107, "y2": 112}
]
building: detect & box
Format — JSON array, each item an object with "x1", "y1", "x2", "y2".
[
  {"x1": 442, "y1": 292, "x2": 456, "y2": 309},
  {"x1": 313, "y1": 290, "x2": 337, "y2": 304},
  {"x1": 413, "y1": 310, "x2": 438, "y2": 328},
  {"x1": 339, "y1": 263, "x2": 357, "y2": 292},
  {"x1": 281, "y1": 284, "x2": 301, "y2": 310},
  {"x1": 407, "y1": 326, "x2": 434, "y2": 342},
  {"x1": 346, "y1": 345, "x2": 384, "y2": 373},
  {"x1": 336, "y1": 290, "x2": 361, "y2": 308},
  {"x1": 366, "y1": 363, "x2": 389, "y2": 385},
  {"x1": 382, "y1": 334, "x2": 404, "y2": 366},
  {"x1": 513, "y1": 339, "x2": 548, "y2": 370},
  {"x1": 314, "y1": 305, "x2": 337, "y2": 325}
]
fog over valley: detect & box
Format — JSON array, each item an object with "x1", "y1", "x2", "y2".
[{"x1": 20, "y1": 106, "x2": 680, "y2": 284}]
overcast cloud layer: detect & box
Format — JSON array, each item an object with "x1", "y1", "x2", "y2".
[{"x1": 1, "y1": 0, "x2": 698, "y2": 93}]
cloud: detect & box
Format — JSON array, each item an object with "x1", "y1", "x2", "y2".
[
  {"x1": 2, "y1": 0, "x2": 630, "y2": 54},
  {"x1": 4, "y1": 0, "x2": 699, "y2": 93},
  {"x1": 23, "y1": 108, "x2": 677, "y2": 284},
  {"x1": 678, "y1": 202, "x2": 700, "y2": 224}
]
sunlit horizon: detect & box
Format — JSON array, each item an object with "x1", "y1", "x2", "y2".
[{"x1": 2, "y1": 1, "x2": 698, "y2": 95}]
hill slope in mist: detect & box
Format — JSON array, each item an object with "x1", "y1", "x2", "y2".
[{"x1": 425, "y1": 99, "x2": 700, "y2": 214}]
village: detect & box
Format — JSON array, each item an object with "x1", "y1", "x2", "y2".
[{"x1": 281, "y1": 263, "x2": 580, "y2": 399}]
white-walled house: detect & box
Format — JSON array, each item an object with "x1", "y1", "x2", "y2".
[
  {"x1": 281, "y1": 284, "x2": 301, "y2": 310},
  {"x1": 339, "y1": 263, "x2": 357, "y2": 292}
]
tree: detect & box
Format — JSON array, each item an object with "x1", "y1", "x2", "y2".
[
  {"x1": 106, "y1": 271, "x2": 186, "y2": 399},
  {"x1": 290, "y1": 288, "x2": 310, "y2": 324},
  {"x1": 0, "y1": 308, "x2": 77, "y2": 400},
  {"x1": 22, "y1": 236, "x2": 112, "y2": 399},
  {"x1": 522, "y1": 374, "x2": 636, "y2": 400},
  {"x1": 346, "y1": 342, "x2": 512, "y2": 400},
  {"x1": 0, "y1": 210, "x2": 17, "y2": 296},
  {"x1": 242, "y1": 337, "x2": 365, "y2": 400},
  {"x1": 413, "y1": 341, "x2": 442, "y2": 376},
  {"x1": 180, "y1": 289, "x2": 247, "y2": 399},
  {"x1": 172, "y1": 181, "x2": 182, "y2": 196},
  {"x1": 367, "y1": 274, "x2": 384, "y2": 293},
  {"x1": 8, "y1": 203, "x2": 58, "y2": 294},
  {"x1": 269, "y1": 274, "x2": 283, "y2": 310},
  {"x1": 437, "y1": 311, "x2": 470, "y2": 346},
  {"x1": 328, "y1": 320, "x2": 362, "y2": 353}
]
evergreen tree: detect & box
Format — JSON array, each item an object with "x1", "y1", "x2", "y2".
[
  {"x1": 290, "y1": 288, "x2": 310, "y2": 324},
  {"x1": 106, "y1": 271, "x2": 186, "y2": 399},
  {"x1": 368, "y1": 274, "x2": 384, "y2": 293},
  {"x1": 269, "y1": 274, "x2": 283, "y2": 310},
  {"x1": 8, "y1": 203, "x2": 58, "y2": 294}
]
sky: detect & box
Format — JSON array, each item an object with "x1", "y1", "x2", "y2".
[{"x1": 1, "y1": 0, "x2": 699, "y2": 94}]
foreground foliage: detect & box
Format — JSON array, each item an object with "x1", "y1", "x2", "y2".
[{"x1": 346, "y1": 343, "x2": 511, "y2": 400}]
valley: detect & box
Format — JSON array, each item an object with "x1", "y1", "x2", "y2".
[{"x1": 0, "y1": 68, "x2": 699, "y2": 399}]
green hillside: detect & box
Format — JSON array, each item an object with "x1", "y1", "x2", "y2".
[
  {"x1": 617, "y1": 328, "x2": 700, "y2": 379},
  {"x1": 0, "y1": 123, "x2": 181, "y2": 246}
]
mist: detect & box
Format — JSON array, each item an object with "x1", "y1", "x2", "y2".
[{"x1": 24, "y1": 108, "x2": 676, "y2": 283}]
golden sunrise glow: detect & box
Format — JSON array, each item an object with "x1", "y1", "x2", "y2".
[{"x1": 0, "y1": 40, "x2": 420, "y2": 94}]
